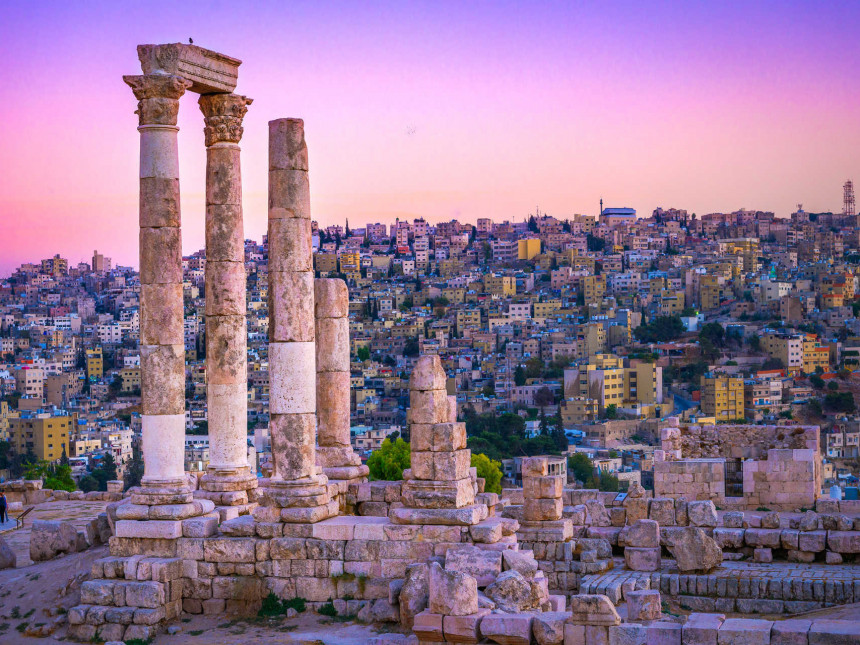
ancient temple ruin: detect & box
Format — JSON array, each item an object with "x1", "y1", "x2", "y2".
[{"x1": 59, "y1": 42, "x2": 860, "y2": 644}]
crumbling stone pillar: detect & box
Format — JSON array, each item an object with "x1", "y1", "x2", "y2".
[
  {"x1": 198, "y1": 92, "x2": 258, "y2": 507},
  {"x1": 392, "y1": 355, "x2": 486, "y2": 526},
  {"x1": 518, "y1": 456, "x2": 573, "y2": 542},
  {"x1": 256, "y1": 118, "x2": 336, "y2": 523},
  {"x1": 123, "y1": 73, "x2": 195, "y2": 508},
  {"x1": 314, "y1": 278, "x2": 368, "y2": 482}
]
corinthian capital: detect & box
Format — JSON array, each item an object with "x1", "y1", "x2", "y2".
[
  {"x1": 199, "y1": 93, "x2": 253, "y2": 146},
  {"x1": 123, "y1": 74, "x2": 192, "y2": 126}
]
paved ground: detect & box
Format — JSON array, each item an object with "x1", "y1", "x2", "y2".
[{"x1": 0, "y1": 501, "x2": 108, "y2": 567}]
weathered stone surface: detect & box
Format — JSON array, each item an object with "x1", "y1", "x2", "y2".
[
  {"x1": 667, "y1": 527, "x2": 722, "y2": 573},
  {"x1": 532, "y1": 611, "x2": 567, "y2": 645},
  {"x1": 717, "y1": 618, "x2": 772, "y2": 645},
  {"x1": 399, "y1": 563, "x2": 429, "y2": 630},
  {"x1": 586, "y1": 499, "x2": 612, "y2": 527},
  {"x1": 760, "y1": 512, "x2": 780, "y2": 529},
  {"x1": 0, "y1": 536, "x2": 16, "y2": 569},
  {"x1": 609, "y1": 623, "x2": 647, "y2": 645},
  {"x1": 627, "y1": 590, "x2": 661, "y2": 622},
  {"x1": 569, "y1": 594, "x2": 621, "y2": 626},
  {"x1": 625, "y1": 547, "x2": 661, "y2": 572},
  {"x1": 479, "y1": 612, "x2": 534, "y2": 645},
  {"x1": 827, "y1": 531, "x2": 860, "y2": 553},
  {"x1": 683, "y1": 613, "x2": 724, "y2": 645},
  {"x1": 501, "y1": 549, "x2": 539, "y2": 579},
  {"x1": 428, "y1": 561, "x2": 478, "y2": 616},
  {"x1": 30, "y1": 519, "x2": 79, "y2": 561},
  {"x1": 409, "y1": 354, "x2": 448, "y2": 391},
  {"x1": 443, "y1": 608, "x2": 490, "y2": 643},
  {"x1": 771, "y1": 619, "x2": 811, "y2": 645},
  {"x1": 798, "y1": 511, "x2": 819, "y2": 532},
  {"x1": 649, "y1": 498, "x2": 675, "y2": 525},
  {"x1": 619, "y1": 520, "x2": 660, "y2": 548},
  {"x1": 483, "y1": 570, "x2": 531, "y2": 612},
  {"x1": 723, "y1": 512, "x2": 745, "y2": 529},
  {"x1": 445, "y1": 545, "x2": 502, "y2": 587},
  {"x1": 687, "y1": 501, "x2": 718, "y2": 527}
]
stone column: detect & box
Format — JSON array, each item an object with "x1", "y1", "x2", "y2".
[
  {"x1": 315, "y1": 278, "x2": 368, "y2": 482},
  {"x1": 124, "y1": 74, "x2": 193, "y2": 503},
  {"x1": 393, "y1": 354, "x2": 486, "y2": 526},
  {"x1": 198, "y1": 93, "x2": 258, "y2": 508},
  {"x1": 256, "y1": 118, "x2": 336, "y2": 524}
]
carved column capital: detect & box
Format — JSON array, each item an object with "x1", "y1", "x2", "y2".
[
  {"x1": 199, "y1": 93, "x2": 253, "y2": 146},
  {"x1": 123, "y1": 74, "x2": 192, "y2": 126}
]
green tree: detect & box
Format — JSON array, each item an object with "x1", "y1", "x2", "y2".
[
  {"x1": 568, "y1": 452, "x2": 594, "y2": 484},
  {"x1": 78, "y1": 475, "x2": 99, "y2": 492},
  {"x1": 514, "y1": 366, "x2": 526, "y2": 387},
  {"x1": 404, "y1": 337, "x2": 420, "y2": 357},
  {"x1": 471, "y1": 453, "x2": 502, "y2": 494},
  {"x1": 604, "y1": 404, "x2": 618, "y2": 420},
  {"x1": 44, "y1": 463, "x2": 76, "y2": 492},
  {"x1": 366, "y1": 438, "x2": 411, "y2": 481},
  {"x1": 356, "y1": 346, "x2": 371, "y2": 362}
]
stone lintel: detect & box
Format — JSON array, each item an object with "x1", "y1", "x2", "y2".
[{"x1": 137, "y1": 43, "x2": 241, "y2": 94}]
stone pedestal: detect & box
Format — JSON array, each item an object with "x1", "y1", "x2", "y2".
[
  {"x1": 197, "y1": 92, "x2": 257, "y2": 510},
  {"x1": 123, "y1": 73, "x2": 203, "y2": 527},
  {"x1": 315, "y1": 278, "x2": 368, "y2": 484},
  {"x1": 393, "y1": 355, "x2": 486, "y2": 526},
  {"x1": 256, "y1": 118, "x2": 334, "y2": 524}
]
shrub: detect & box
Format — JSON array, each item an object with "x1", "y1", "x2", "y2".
[
  {"x1": 367, "y1": 438, "x2": 411, "y2": 481},
  {"x1": 471, "y1": 453, "x2": 503, "y2": 494}
]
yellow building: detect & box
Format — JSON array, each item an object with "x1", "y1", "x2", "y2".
[
  {"x1": 9, "y1": 415, "x2": 72, "y2": 461},
  {"x1": 314, "y1": 252, "x2": 338, "y2": 274},
  {"x1": 120, "y1": 367, "x2": 142, "y2": 393},
  {"x1": 86, "y1": 348, "x2": 103, "y2": 380},
  {"x1": 518, "y1": 238, "x2": 541, "y2": 261},
  {"x1": 700, "y1": 373, "x2": 745, "y2": 420},
  {"x1": 484, "y1": 275, "x2": 516, "y2": 297},
  {"x1": 561, "y1": 398, "x2": 599, "y2": 424},
  {"x1": 572, "y1": 354, "x2": 663, "y2": 414},
  {"x1": 802, "y1": 334, "x2": 830, "y2": 373},
  {"x1": 582, "y1": 323, "x2": 606, "y2": 358},
  {"x1": 582, "y1": 275, "x2": 607, "y2": 305},
  {"x1": 339, "y1": 252, "x2": 361, "y2": 272},
  {"x1": 659, "y1": 290, "x2": 685, "y2": 316},
  {"x1": 533, "y1": 300, "x2": 562, "y2": 318},
  {"x1": 699, "y1": 275, "x2": 728, "y2": 311}
]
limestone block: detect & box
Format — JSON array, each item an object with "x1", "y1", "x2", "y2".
[
  {"x1": 568, "y1": 594, "x2": 622, "y2": 626},
  {"x1": 205, "y1": 204, "x2": 244, "y2": 262},
  {"x1": 624, "y1": 547, "x2": 661, "y2": 572},
  {"x1": 761, "y1": 512, "x2": 780, "y2": 529},
  {"x1": 269, "y1": 342, "x2": 316, "y2": 414},
  {"x1": 687, "y1": 501, "x2": 718, "y2": 527},
  {"x1": 609, "y1": 624, "x2": 647, "y2": 645},
  {"x1": 314, "y1": 278, "x2": 349, "y2": 318},
  {"x1": 717, "y1": 618, "x2": 772, "y2": 645},
  {"x1": 445, "y1": 545, "x2": 502, "y2": 587},
  {"x1": 620, "y1": 520, "x2": 660, "y2": 548},
  {"x1": 643, "y1": 622, "x2": 681, "y2": 645},
  {"x1": 140, "y1": 285, "x2": 184, "y2": 345},
  {"x1": 649, "y1": 498, "x2": 675, "y2": 525},
  {"x1": 627, "y1": 590, "x2": 661, "y2": 621},
  {"x1": 268, "y1": 168, "x2": 310, "y2": 218},
  {"x1": 522, "y1": 457, "x2": 549, "y2": 477},
  {"x1": 399, "y1": 563, "x2": 429, "y2": 630},
  {"x1": 443, "y1": 608, "x2": 490, "y2": 644},
  {"x1": 389, "y1": 504, "x2": 487, "y2": 526},
  {"x1": 409, "y1": 422, "x2": 467, "y2": 453},
  {"x1": 140, "y1": 177, "x2": 180, "y2": 228},
  {"x1": 434, "y1": 450, "x2": 472, "y2": 481},
  {"x1": 140, "y1": 344, "x2": 186, "y2": 416},
  {"x1": 409, "y1": 389, "x2": 451, "y2": 425},
  {"x1": 797, "y1": 531, "x2": 826, "y2": 552},
  {"x1": 115, "y1": 520, "x2": 182, "y2": 539},
  {"x1": 501, "y1": 549, "x2": 539, "y2": 579},
  {"x1": 770, "y1": 619, "x2": 810, "y2": 645},
  {"x1": 140, "y1": 414, "x2": 186, "y2": 481},
  {"x1": 30, "y1": 520, "x2": 79, "y2": 561},
  {"x1": 586, "y1": 500, "x2": 612, "y2": 527},
  {"x1": 205, "y1": 315, "x2": 248, "y2": 385},
  {"x1": 205, "y1": 146, "x2": 242, "y2": 205},
  {"x1": 753, "y1": 548, "x2": 772, "y2": 563},
  {"x1": 316, "y1": 371, "x2": 352, "y2": 447},
  {"x1": 205, "y1": 261, "x2": 246, "y2": 316},
  {"x1": 315, "y1": 318, "x2": 351, "y2": 372},
  {"x1": 413, "y1": 610, "x2": 444, "y2": 641},
  {"x1": 624, "y1": 497, "x2": 648, "y2": 524},
  {"x1": 203, "y1": 537, "x2": 256, "y2": 563},
  {"x1": 826, "y1": 531, "x2": 860, "y2": 553},
  {"x1": 140, "y1": 227, "x2": 182, "y2": 284},
  {"x1": 429, "y1": 561, "x2": 478, "y2": 616},
  {"x1": 532, "y1": 611, "x2": 567, "y2": 645},
  {"x1": 524, "y1": 498, "x2": 563, "y2": 522},
  {"x1": 207, "y1": 383, "x2": 250, "y2": 468},
  {"x1": 485, "y1": 570, "x2": 535, "y2": 613},
  {"x1": 401, "y1": 478, "x2": 475, "y2": 509},
  {"x1": 269, "y1": 217, "x2": 312, "y2": 272},
  {"x1": 712, "y1": 528, "x2": 744, "y2": 550},
  {"x1": 667, "y1": 527, "x2": 722, "y2": 573},
  {"x1": 723, "y1": 512, "x2": 745, "y2": 529},
  {"x1": 683, "y1": 613, "x2": 724, "y2": 645},
  {"x1": 480, "y1": 612, "x2": 534, "y2": 645},
  {"x1": 269, "y1": 413, "x2": 316, "y2": 481},
  {"x1": 139, "y1": 126, "x2": 180, "y2": 179},
  {"x1": 524, "y1": 475, "x2": 564, "y2": 500},
  {"x1": 410, "y1": 354, "x2": 448, "y2": 390},
  {"x1": 269, "y1": 271, "x2": 315, "y2": 342}
]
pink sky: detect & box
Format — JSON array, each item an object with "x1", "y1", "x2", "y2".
[{"x1": 0, "y1": 1, "x2": 858, "y2": 274}]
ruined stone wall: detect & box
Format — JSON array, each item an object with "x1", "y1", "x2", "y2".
[{"x1": 670, "y1": 424, "x2": 818, "y2": 461}]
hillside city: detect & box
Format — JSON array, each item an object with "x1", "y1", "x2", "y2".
[{"x1": 2, "y1": 192, "x2": 859, "y2": 495}]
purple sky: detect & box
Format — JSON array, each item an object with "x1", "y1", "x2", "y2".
[{"x1": 0, "y1": 1, "x2": 858, "y2": 273}]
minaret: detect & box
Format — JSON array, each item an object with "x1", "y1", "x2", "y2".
[{"x1": 600, "y1": 198, "x2": 603, "y2": 216}]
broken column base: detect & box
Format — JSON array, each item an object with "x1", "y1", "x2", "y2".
[
  {"x1": 316, "y1": 445, "x2": 370, "y2": 484},
  {"x1": 196, "y1": 467, "x2": 261, "y2": 520},
  {"x1": 252, "y1": 473, "x2": 339, "y2": 524},
  {"x1": 401, "y1": 477, "x2": 475, "y2": 509},
  {"x1": 115, "y1": 482, "x2": 216, "y2": 538}
]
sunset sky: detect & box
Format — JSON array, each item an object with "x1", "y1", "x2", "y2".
[{"x1": 1, "y1": 1, "x2": 858, "y2": 274}]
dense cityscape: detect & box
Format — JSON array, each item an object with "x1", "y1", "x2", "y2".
[{"x1": 3, "y1": 185, "x2": 859, "y2": 495}]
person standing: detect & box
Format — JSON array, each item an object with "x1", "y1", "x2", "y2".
[{"x1": 0, "y1": 492, "x2": 7, "y2": 524}]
